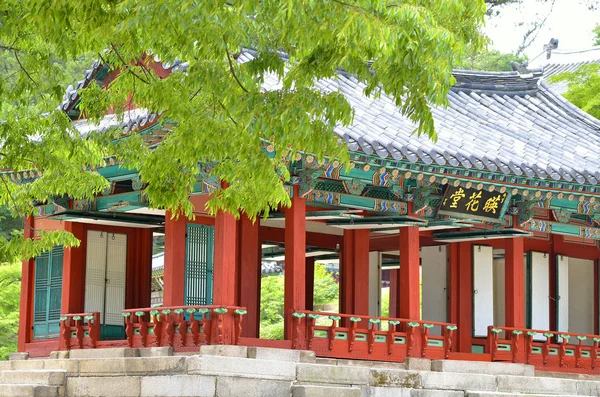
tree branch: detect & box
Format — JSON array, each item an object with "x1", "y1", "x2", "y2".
[
  {"x1": 110, "y1": 44, "x2": 150, "y2": 85},
  {"x1": 223, "y1": 35, "x2": 248, "y2": 93},
  {"x1": 12, "y1": 50, "x2": 37, "y2": 84},
  {"x1": 0, "y1": 175, "x2": 23, "y2": 219}
]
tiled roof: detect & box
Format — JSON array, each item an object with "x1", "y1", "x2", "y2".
[
  {"x1": 241, "y1": 50, "x2": 600, "y2": 185},
  {"x1": 72, "y1": 51, "x2": 600, "y2": 186}
]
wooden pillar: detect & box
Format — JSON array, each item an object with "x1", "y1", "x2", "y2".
[
  {"x1": 18, "y1": 216, "x2": 35, "y2": 352},
  {"x1": 341, "y1": 231, "x2": 355, "y2": 314},
  {"x1": 448, "y1": 243, "x2": 459, "y2": 325},
  {"x1": 389, "y1": 269, "x2": 399, "y2": 318},
  {"x1": 549, "y1": 234, "x2": 559, "y2": 331},
  {"x1": 238, "y1": 215, "x2": 261, "y2": 338},
  {"x1": 457, "y1": 242, "x2": 473, "y2": 353},
  {"x1": 398, "y1": 226, "x2": 420, "y2": 319},
  {"x1": 353, "y1": 230, "x2": 371, "y2": 315},
  {"x1": 163, "y1": 211, "x2": 187, "y2": 306},
  {"x1": 505, "y1": 238, "x2": 525, "y2": 328},
  {"x1": 61, "y1": 222, "x2": 86, "y2": 314},
  {"x1": 284, "y1": 187, "x2": 306, "y2": 339},
  {"x1": 305, "y1": 257, "x2": 315, "y2": 311},
  {"x1": 213, "y1": 211, "x2": 238, "y2": 306},
  {"x1": 132, "y1": 228, "x2": 153, "y2": 309}
]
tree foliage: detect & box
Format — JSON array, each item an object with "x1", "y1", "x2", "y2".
[
  {"x1": 0, "y1": 262, "x2": 20, "y2": 360},
  {"x1": 0, "y1": 1, "x2": 486, "y2": 257},
  {"x1": 456, "y1": 48, "x2": 528, "y2": 71},
  {"x1": 550, "y1": 64, "x2": 600, "y2": 120},
  {"x1": 593, "y1": 24, "x2": 600, "y2": 46},
  {"x1": 259, "y1": 263, "x2": 339, "y2": 340}
]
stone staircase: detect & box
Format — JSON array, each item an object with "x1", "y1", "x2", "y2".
[{"x1": 2, "y1": 347, "x2": 600, "y2": 397}]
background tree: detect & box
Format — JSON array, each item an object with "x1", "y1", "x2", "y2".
[
  {"x1": 0, "y1": 262, "x2": 20, "y2": 360},
  {"x1": 0, "y1": 1, "x2": 485, "y2": 258},
  {"x1": 456, "y1": 48, "x2": 528, "y2": 71},
  {"x1": 549, "y1": 64, "x2": 600, "y2": 119},
  {"x1": 593, "y1": 24, "x2": 600, "y2": 46}
]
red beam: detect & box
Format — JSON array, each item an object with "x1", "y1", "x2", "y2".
[
  {"x1": 238, "y1": 215, "x2": 260, "y2": 338},
  {"x1": 505, "y1": 238, "x2": 525, "y2": 328},
  {"x1": 399, "y1": 226, "x2": 420, "y2": 319},
  {"x1": 213, "y1": 211, "x2": 238, "y2": 306},
  {"x1": 284, "y1": 188, "x2": 306, "y2": 339},
  {"x1": 163, "y1": 212, "x2": 187, "y2": 306}
]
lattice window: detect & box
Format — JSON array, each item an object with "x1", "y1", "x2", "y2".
[
  {"x1": 185, "y1": 224, "x2": 215, "y2": 306},
  {"x1": 33, "y1": 246, "x2": 63, "y2": 339}
]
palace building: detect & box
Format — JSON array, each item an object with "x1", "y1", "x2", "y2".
[{"x1": 16, "y1": 51, "x2": 600, "y2": 374}]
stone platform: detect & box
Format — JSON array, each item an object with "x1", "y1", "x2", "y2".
[{"x1": 1, "y1": 347, "x2": 600, "y2": 396}]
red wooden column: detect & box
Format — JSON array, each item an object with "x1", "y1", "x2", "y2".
[
  {"x1": 61, "y1": 222, "x2": 86, "y2": 314},
  {"x1": 305, "y1": 257, "x2": 315, "y2": 311},
  {"x1": 353, "y1": 229, "x2": 371, "y2": 315},
  {"x1": 284, "y1": 187, "x2": 306, "y2": 339},
  {"x1": 341, "y1": 231, "x2": 355, "y2": 315},
  {"x1": 238, "y1": 215, "x2": 261, "y2": 338},
  {"x1": 505, "y1": 237, "x2": 525, "y2": 328},
  {"x1": 457, "y1": 242, "x2": 473, "y2": 353},
  {"x1": 388, "y1": 269, "x2": 399, "y2": 318},
  {"x1": 18, "y1": 216, "x2": 35, "y2": 352},
  {"x1": 399, "y1": 226, "x2": 420, "y2": 319},
  {"x1": 163, "y1": 211, "x2": 187, "y2": 306},
  {"x1": 213, "y1": 211, "x2": 238, "y2": 306},
  {"x1": 128, "y1": 228, "x2": 153, "y2": 309},
  {"x1": 448, "y1": 243, "x2": 460, "y2": 326}
]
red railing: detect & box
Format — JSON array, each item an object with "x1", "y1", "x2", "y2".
[
  {"x1": 122, "y1": 305, "x2": 247, "y2": 349},
  {"x1": 291, "y1": 311, "x2": 456, "y2": 362},
  {"x1": 488, "y1": 326, "x2": 600, "y2": 372},
  {"x1": 59, "y1": 312, "x2": 101, "y2": 350}
]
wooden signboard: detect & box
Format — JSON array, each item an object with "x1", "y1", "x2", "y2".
[{"x1": 438, "y1": 186, "x2": 510, "y2": 223}]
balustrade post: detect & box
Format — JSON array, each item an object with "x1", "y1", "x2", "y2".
[
  {"x1": 575, "y1": 336, "x2": 586, "y2": 368},
  {"x1": 542, "y1": 333, "x2": 553, "y2": 367},
  {"x1": 592, "y1": 339, "x2": 600, "y2": 369},
  {"x1": 124, "y1": 313, "x2": 134, "y2": 348},
  {"x1": 213, "y1": 308, "x2": 227, "y2": 345},
  {"x1": 60, "y1": 318, "x2": 70, "y2": 350},
  {"x1": 163, "y1": 310, "x2": 175, "y2": 347},
  {"x1": 74, "y1": 317, "x2": 84, "y2": 349},
  {"x1": 511, "y1": 330, "x2": 522, "y2": 363},
  {"x1": 525, "y1": 332, "x2": 535, "y2": 364},
  {"x1": 421, "y1": 324, "x2": 434, "y2": 358},
  {"x1": 367, "y1": 319, "x2": 380, "y2": 354},
  {"x1": 328, "y1": 316, "x2": 340, "y2": 351},
  {"x1": 445, "y1": 326, "x2": 456, "y2": 359},
  {"x1": 489, "y1": 327, "x2": 499, "y2": 361},
  {"x1": 234, "y1": 310, "x2": 246, "y2": 346},
  {"x1": 348, "y1": 319, "x2": 359, "y2": 352},
  {"x1": 152, "y1": 311, "x2": 163, "y2": 347},
  {"x1": 175, "y1": 309, "x2": 187, "y2": 347},
  {"x1": 559, "y1": 335, "x2": 569, "y2": 368},
  {"x1": 190, "y1": 311, "x2": 200, "y2": 346},
  {"x1": 138, "y1": 312, "x2": 149, "y2": 347},
  {"x1": 387, "y1": 321, "x2": 399, "y2": 356},
  {"x1": 406, "y1": 322, "x2": 419, "y2": 358},
  {"x1": 307, "y1": 315, "x2": 317, "y2": 349}
]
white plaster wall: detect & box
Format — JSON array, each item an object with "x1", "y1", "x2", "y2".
[
  {"x1": 530, "y1": 252, "x2": 550, "y2": 333},
  {"x1": 369, "y1": 251, "x2": 382, "y2": 317},
  {"x1": 568, "y1": 258, "x2": 594, "y2": 339},
  {"x1": 421, "y1": 246, "x2": 448, "y2": 335},
  {"x1": 557, "y1": 255, "x2": 569, "y2": 334},
  {"x1": 473, "y1": 245, "x2": 494, "y2": 337},
  {"x1": 493, "y1": 256, "x2": 505, "y2": 327}
]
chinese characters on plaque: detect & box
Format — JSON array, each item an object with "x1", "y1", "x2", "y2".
[{"x1": 437, "y1": 185, "x2": 510, "y2": 222}]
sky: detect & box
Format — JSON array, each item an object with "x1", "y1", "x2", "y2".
[{"x1": 485, "y1": 0, "x2": 600, "y2": 62}]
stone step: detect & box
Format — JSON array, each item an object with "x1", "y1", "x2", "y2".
[
  {"x1": 67, "y1": 347, "x2": 138, "y2": 359},
  {"x1": 297, "y1": 363, "x2": 370, "y2": 385},
  {"x1": 431, "y1": 360, "x2": 534, "y2": 376},
  {"x1": 371, "y1": 388, "x2": 464, "y2": 397},
  {"x1": 495, "y1": 374, "x2": 579, "y2": 395},
  {"x1": 247, "y1": 346, "x2": 316, "y2": 363},
  {"x1": 291, "y1": 384, "x2": 361, "y2": 397},
  {"x1": 370, "y1": 369, "x2": 497, "y2": 392},
  {"x1": 0, "y1": 384, "x2": 61, "y2": 397},
  {"x1": 466, "y1": 392, "x2": 593, "y2": 397},
  {"x1": 187, "y1": 354, "x2": 297, "y2": 380},
  {"x1": 0, "y1": 370, "x2": 65, "y2": 386},
  {"x1": 77, "y1": 356, "x2": 186, "y2": 377}
]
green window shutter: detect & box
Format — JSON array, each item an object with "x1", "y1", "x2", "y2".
[
  {"x1": 33, "y1": 247, "x2": 64, "y2": 339},
  {"x1": 184, "y1": 224, "x2": 214, "y2": 306}
]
